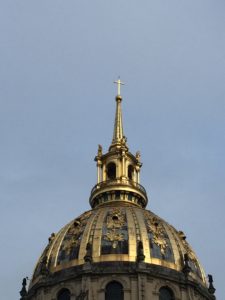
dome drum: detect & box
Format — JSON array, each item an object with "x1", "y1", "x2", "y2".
[
  {"x1": 89, "y1": 180, "x2": 148, "y2": 208},
  {"x1": 27, "y1": 262, "x2": 214, "y2": 300}
]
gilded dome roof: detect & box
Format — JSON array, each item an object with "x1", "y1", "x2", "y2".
[
  {"x1": 29, "y1": 87, "x2": 209, "y2": 294},
  {"x1": 31, "y1": 205, "x2": 206, "y2": 287}
]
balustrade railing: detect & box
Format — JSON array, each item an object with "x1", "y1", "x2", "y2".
[{"x1": 90, "y1": 179, "x2": 147, "y2": 196}]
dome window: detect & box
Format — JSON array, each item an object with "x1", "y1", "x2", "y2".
[
  {"x1": 105, "y1": 281, "x2": 124, "y2": 300},
  {"x1": 112, "y1": 215, "x2": 119, "y2": 221},
  {"x1": 159, "y1": 287, "x2": 174, "y2": 300},
  {"x1": 128, "y1": 165, "x2": 134, "y2": 180},
  {"x1": 57, "y1": 288, "x2": 71, "y2": 300},
  {"x1": 106, "y1": 162, "x2": 116, "y2": 180}
]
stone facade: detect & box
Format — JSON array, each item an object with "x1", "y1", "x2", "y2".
[{"x1": 27, "y1": 263, "x2": 214, "y2": 300}]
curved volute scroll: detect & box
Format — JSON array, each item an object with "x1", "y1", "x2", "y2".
[{"x1": 89, "y1": 80, "x2": 148, "y2": 209}]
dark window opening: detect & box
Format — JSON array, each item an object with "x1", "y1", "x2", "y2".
[
  {"x1": 112, "y1": 215, "x2": 119, "y2": 221},
  {"x1": 159, "y1": 287, "x2": 174, "y2": 300},
  {"x1": 107, "y1": 163, "x2": 116, "y2": 180},
  {"x1": 115, "y1": 191, "x2": 120, "y2": 199},
  {"x1": 58, "y1": 288, "x2": 71, "y2": 300},
  {"x1": 105, "y1": 281, "x2": 124, "y2": 300},
  {"x1": 128, "y1": 165, "x2": 134, "y2": 180}
]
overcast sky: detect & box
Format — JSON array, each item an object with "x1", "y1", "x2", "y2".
[{"x1": 0, "y1": 1, "x2": 224, "y2": 299}]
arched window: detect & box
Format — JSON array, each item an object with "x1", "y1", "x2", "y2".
[
  {"x1": 128, "y1": 165, "x2": 134, "y2": 180},
  {"x1": 105, "y1": 281, "x2": 124, "y2": 300},
  {"x1": 159, "y1": 286, "x2": 174, "y2": 300},
  {"x1": 106, "y1": 162, "x2": 116, "y2": 180},
  {"x1": 57, "y1": 288, "x2": 71, "y2": 300}
]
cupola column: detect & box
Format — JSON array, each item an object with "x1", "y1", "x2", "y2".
[
  {"x1": 102, "y1": 164, "x2": 106, "y2": 181},
  {"x1": 136, "y1": 167, "x2": 140, "y2": 184},
  {"x1": 95, "y1": 145, "x2": 103, "y2": 184},
  {"x1": 122, "y1": 150, "x2": 126, "y2": 179},
  {"x1": 97, "y1": 160, "x2": 102, "y2": 183}
]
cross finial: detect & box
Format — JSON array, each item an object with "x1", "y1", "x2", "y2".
[{"x1": 114, "y1": 77, "x2": 125, "y2": 96}]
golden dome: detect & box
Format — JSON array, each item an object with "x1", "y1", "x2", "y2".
[
  {"x1": 31, "y1": 205, "x2": 206, "y2": 288},
  {"x1": 28, "y1": 82, "x2": 213, "y2": 299}
]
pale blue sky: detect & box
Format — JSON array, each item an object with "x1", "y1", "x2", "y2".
[{"x1": 0, "y1": 1, "x2": 224, "y2": 299}]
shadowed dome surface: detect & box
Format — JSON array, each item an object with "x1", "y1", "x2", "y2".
[{"x1": 31, "y1": 205, "x2": 206, "y2": 288}]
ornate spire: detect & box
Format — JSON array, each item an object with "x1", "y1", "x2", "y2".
[
  {"x1": 110, "y1": 78, "x2": 126, "y2": 151},
  {"x1": 112, "y1": 95, "x2": 124, "y2": 145}
]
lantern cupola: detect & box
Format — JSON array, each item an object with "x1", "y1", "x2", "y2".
[{"x1": 89, "y1": 79, "x2": 148, "y2": 209}]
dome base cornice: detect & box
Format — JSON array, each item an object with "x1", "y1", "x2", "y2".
[{"x1": 28, "y1": 262, "x2": 214, "y2": 300}]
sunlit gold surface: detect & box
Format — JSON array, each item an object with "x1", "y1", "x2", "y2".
[{"x1": 31, "y1": 206, "x2": 206, "y2": 288}]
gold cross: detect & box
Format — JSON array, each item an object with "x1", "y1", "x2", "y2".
[{"x1": 114, "y1": 77, "x2": 125, "y2": 95}]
